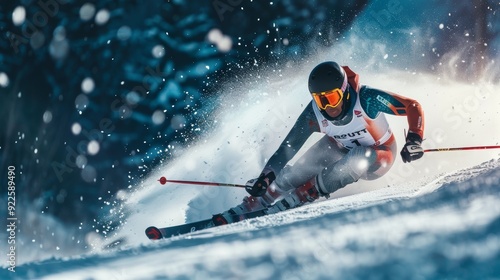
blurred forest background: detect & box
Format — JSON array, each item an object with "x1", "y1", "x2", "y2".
[{"x1": 0, "y1": 0, "x2": 497, "y2": 246}]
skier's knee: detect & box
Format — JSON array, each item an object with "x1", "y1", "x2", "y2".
[
  {"x1": 346, "y1": 146, "x2": 377, "y2": 174},
  {"x1": 316, "y1": 146, "x2": 377, "y2": 194}
]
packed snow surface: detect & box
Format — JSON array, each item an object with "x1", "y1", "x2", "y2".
[{"x1": 9, "y1": 159, "x2": 500, "y2": 279}]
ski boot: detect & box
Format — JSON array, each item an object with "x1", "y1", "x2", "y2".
[
  {"x1": 212, "y1": 183, "x2": 284, "y2": 225},
  {"x1": 266, "y1": 178, "x2": 327, "y2": 214}
]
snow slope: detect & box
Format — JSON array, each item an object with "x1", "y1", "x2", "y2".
[
  {"x1": 7, "y1": 30, "x2": 499, "y2": 280},
  {"x1": 9, "y1": 159, "x2": 500, "y2": 279}
]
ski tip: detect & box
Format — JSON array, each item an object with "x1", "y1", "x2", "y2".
[{"x1": 145, "y1": 226, "x2": 163, "y2": 240}]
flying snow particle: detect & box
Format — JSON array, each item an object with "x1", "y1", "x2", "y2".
[
  {"x1": 76, "y1": 155, "x2": 87, "y2": 168},
  {"x1": 152, "y1": 110, "x2": 166, "y2": 125},
  {"x1": 81, "y1": 165, "x2": 97, "y2": 183},
  {"x1": 207, "y1": 29, "x2": 223, "y2": 43},
  {"x1": 195, "y1": 63, "x2": 212, "y2": 75},
  {"x1": 85, "y1": 231, "x2": 104, "y2": 249},
  {"x1": 95, "y1": 9, "x2": 110, "y2": 25},
  {"x1": 117, "y1": 26, "x2": 132, "y2": 41},
  {"x1": 87, "y1": 140, "x2": 100, "y2": 155},
  {"x1": 439, "y1": 23, "x2": 444, "y2": 29},
  {"x1": 12, "y1": 6, "x2": 25, "y2": 26},
  {"x1": 217, "y1": 36, "x2": 233, "y2": 52},
  {"x1": 50, "y1": 27, "x2": 69, "y2": 59},
  {"x1": 126, "y1": 91, "x2": 140, "y2": 105},
  {"x1": 207, "y1": 28, "x2": 232, "y2": 53},
  {"x1": 0, "y1": 72, "x2": 9, "y2": 87},
  {"x1": 81, "y1": 77, "x2": 95, "y2": 93},
  {"x1": 152, "y1": 45, "x2": 165, "y2": 58},
  {"x1": 75, "y1": 94, "x2": 89, "y2": 110},
  {"x1": 30, "y1": 32, "x2": 45, "y2": 49},
  {"x1": 53, "y1": 26, "x2": 66, "y2": 40},
  {"x1": 79, "y1": 3, "x2": 96, "y2": 21},
  {"x1": 171, "y1": 114, "x2": 186, "y2": 129},
  {"x1": 72, "y1": 123, "x2": 82, "y2": 135},
  {"x1": 115, "y1": 190, "x2": 127, "y2": 201},
  {"x1": 49, "y1": 35, "x2": 69, "y2": 60},
  {"x1": 43, "y1": 111, "x2": 53, "y2": 124},
  {"x1": 118, "y1": 105, "x2": 132, "y2": 119}
]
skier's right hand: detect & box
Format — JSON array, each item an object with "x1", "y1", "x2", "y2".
[
  {"x1": 245, "y1": 168, "x2": 276, "y2": 197},
  {"x1": 400, "y1": 132, "x2": 424, "y2": 163}
]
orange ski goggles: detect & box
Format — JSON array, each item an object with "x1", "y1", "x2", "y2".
[{"x1": 312, "y1": 88, "x2": 344, "y2": 110}]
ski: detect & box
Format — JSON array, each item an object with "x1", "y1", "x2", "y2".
[
  {"x1": 145, "y1": 183, "x2": 316, "y2": 240},
  {"x1": 145, "y1": 219, "x2": 214, "y2": 240},
  {"x1": 145, "y1": 208, "x2": 269, "y2": 240}
]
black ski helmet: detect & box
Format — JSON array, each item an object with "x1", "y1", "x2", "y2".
[
  {"x1": 308, "y1": 61, "x2": 348, "y2": 94},
  {"x1": 308, "y1": 61, "x2": 351, "y2": 121}
]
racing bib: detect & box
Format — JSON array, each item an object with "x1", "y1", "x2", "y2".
[{"x1": 312, "y1": 92, "x2": 393, "y2": 150}]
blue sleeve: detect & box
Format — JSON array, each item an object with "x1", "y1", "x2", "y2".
[
  {"x1": 359, "y1": 86, "x2": 409, "y2": 119},
  {"x1": 359, "y1": 86, "x2": 425, "y2": 138},
  {"x1": 265, "y1": 101, "x2": 320, "y2": 172}
]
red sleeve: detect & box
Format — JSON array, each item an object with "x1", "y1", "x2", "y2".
[
  {"x1": 342, "y1": 66, "x2": 361, "y2": 92},
  {"x1": 343, "y1": 65, "x2": 424, "y2": 140},
  {"x1": 388, "y1": 91, "x2": 425, "y2": 139}
]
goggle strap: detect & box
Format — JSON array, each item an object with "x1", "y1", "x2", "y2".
[{"x1": 340, "y1": 67, "x2": 348, "y2": 92}]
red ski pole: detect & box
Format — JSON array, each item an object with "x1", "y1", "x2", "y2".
[
  {"x1": 158, "y1": 145, "x2": 500, "y2": 186},
  {"x1": 158, "y1": 176, "x2": 246, "y2": 188},
  {"x1": 424, "y1": 145, "x2": 500, "y2": 152}
]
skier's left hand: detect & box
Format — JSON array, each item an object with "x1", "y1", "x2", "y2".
[
  {"x1": 245, "y1": 168, "x2": 276, "y2": 197},
  {"x1": 400, "y1": 132, "x2": 424, "y2": 163}
]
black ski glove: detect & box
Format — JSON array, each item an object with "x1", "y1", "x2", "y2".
[
  {"x1": 245, "y1": 168, "x2": 276, "y2": 197},
  {"x1": 400, "y1": 132, "x2": 424, "y2": 163}
]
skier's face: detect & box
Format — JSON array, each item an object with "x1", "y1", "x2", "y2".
[
  {"x1": 311, "y1": 88, "x2": 343, "y2": 110},
  {"x1": 324, "y1": 100, "x2": 344, "y2": 118}
]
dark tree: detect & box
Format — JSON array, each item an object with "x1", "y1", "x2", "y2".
[{"x1": 0, "y1": 0, "x2": 368, "y2": 245}]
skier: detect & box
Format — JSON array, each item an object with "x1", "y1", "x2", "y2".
[{"x1": 212, "y1": 61, "x2": 425, "y2": 225}]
